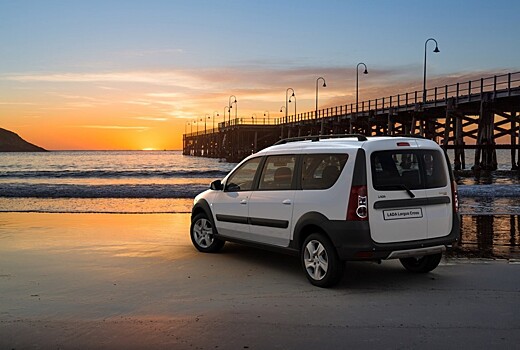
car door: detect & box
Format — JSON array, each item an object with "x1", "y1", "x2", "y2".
[
  {"x1": 421, "y1": 150, "x2": 453, "y2": 239},
  {"x1": 211, "y1": 157, "x2": 262, "y2": 239},
  {"x1": 368, "y1": 149, "x2": 429, "y2": 243},
  {"x1": 247, "y1": 155, "x2": 297, "y2": 247}
]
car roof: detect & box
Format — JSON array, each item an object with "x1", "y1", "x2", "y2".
[{"x1": 257, "y1": 136, "x2": 440, "y2": 155}]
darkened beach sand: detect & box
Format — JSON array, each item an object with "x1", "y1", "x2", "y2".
[{"x1": 1, "y1": 212, "x2": 519, "y2": 349}]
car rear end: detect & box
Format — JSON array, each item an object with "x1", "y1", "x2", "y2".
[
  {"x1": 328, "y1": 137, "x2": 460, "y2": 262},
  {"x1": 365, "y1": 137, "x2": 459, "y2": 258}
]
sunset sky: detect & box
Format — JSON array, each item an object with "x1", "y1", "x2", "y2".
[{"x1": 1, "y1": 0, "x2": 519, "y2": 150}]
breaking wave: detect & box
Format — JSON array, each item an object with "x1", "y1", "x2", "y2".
[
  {"x1": 0, "y1": 183, "x2": 208, "y2": 199},
  {"x1": 0, "y1": 169, "x2": 228, "y2": 179}
]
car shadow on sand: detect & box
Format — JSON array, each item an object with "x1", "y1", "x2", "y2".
[{"x1": 211, "y1": 242, "x2": 448, "y2": 290}]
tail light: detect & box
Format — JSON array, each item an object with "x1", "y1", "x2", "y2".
[
  {"x1": 451, "y1": 180, "x2": 459, "y2": 213},
  {"x1": 347, "y1": 185, "x2": 368, "y2": 221}
]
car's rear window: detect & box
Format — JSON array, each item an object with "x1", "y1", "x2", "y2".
[
  {"x1": 371, "y1": 150, "x2": 447, "y2": 190},
  {"x1": 301, "y1": 154, "x2": 348, "y2": 190}
]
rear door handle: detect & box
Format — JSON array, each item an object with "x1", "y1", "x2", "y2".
[
  {"x1": 282, "y1": 199, "x2": 292, "y2": 205},
  {"x1": 240, "y1": 199, "x2": 248, "y2": 205}
]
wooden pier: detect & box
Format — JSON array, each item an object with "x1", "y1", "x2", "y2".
[{"x1": 183, "y1": 72, "x2": 520, "y2": 170}]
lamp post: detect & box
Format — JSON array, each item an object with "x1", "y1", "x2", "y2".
[
  {"x1": 231, "y1": 100, "x2": 237, "y2": 123},
  {"x1": 289, "y1": 93, "x2": 296, "y2": 121},
  {"x1": 205, "y1": 114, "x2": 210, "y2": 134},
  {"x1": 229, "y1": 95, "x2": 237, "y2": 122},
  {"x1": 354, "y1": 62, "x2": 368, "y2": 133},
  {"x1": 280, "y1": 106, "x2": 286, "y2": 138},
  {"x1": 316, "y1": 77, "x2": 327, "y2": 135},
  {"x1": 224, "y1": 106, "x2": 230, "y2": 125},
  {"x1": 264, "y1": 110, "x2": 270, "y2": 124},
  {"x1": 213, "y1": 111, "x2": 219, "y2": 130},
  {"x1": 285, "y1": 88, "x2": 295, "y2": 124},
  {"x1": 423, "y1": 38, "x2": 440, "y2": 103}
]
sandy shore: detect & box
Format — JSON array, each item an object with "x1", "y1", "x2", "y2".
[{"x1": 1, "y1": 212, "x2": 519, "y2": 349}]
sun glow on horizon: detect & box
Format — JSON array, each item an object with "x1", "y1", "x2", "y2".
[{"x1": 1, "y1": 1, "x2": 519, "y2": 151}]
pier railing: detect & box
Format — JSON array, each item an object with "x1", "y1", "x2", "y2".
[{"x1": 184, "y1": 72, "x2": 519, "y2": 138}]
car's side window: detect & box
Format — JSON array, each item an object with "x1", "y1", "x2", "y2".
[
  {"x1": 225, "y1": 157, "x2": 261, "y2": 192},
  {"x1": 301, "y1": 154, "x2": 348, "y2": 190},
  {"x1": 258, "y1": 155, "x2": 296, "y2": 190}
]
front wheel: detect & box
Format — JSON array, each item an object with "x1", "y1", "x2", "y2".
[
  {"x1": 301, "y1": 233, "x2": 344, "y2": 288},
  {"x1": 190, "y1": 213, "x2": 224, "y2": 253},
  {"x1": 399, "y1": 253, "x2": 442, "y2": 273}
]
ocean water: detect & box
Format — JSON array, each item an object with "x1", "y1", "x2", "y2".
[
  {"x1": 0, "y1": 151, "x2": 235, "y2": 214},
  {"x1": 1, "y1": 150, "x2": 519, "y2": 258}
]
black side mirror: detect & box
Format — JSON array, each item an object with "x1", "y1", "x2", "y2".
[{"x1": 210, "y1": 180, "x2": 223, "y2": 191}]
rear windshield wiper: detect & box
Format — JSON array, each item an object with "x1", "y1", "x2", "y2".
[
  {"x1": 377, "y1": 184, "x2": 416, "y2": 198},
  {"x1": 399, "y1": 184, "x2": 416, "y2": 198}
]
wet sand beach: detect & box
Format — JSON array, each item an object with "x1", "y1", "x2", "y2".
[{"x1": 1, "y1": 212, "x2": 520, "y2": 349}]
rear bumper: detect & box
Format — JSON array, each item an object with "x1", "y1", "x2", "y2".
[
  {"x1": 387, "y1": 245, "x2": 446, "y2": 259},
  {"x1": 323, "y1": 214, "x2": 460, "y2": 261}
]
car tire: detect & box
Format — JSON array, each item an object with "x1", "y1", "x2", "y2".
[
  {"x1": 190, "y1": 212, "x2": 224, "y2": 253},
  {"x1": 301, "y1": 233, "x2": 344, "y2": 288},
  {"x1": 399, "y1": 253, "x2": 442, "y2": 273}
]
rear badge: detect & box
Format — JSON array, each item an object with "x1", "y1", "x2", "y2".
[{"x1": 383, "y1": 208, "x2": 423, "y2": 220}]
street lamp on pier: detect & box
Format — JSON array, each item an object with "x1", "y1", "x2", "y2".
[
  {"x1": 423, "y1": 38, "x2": 440, "y2": 103},
  {"x1": 205, "y1": 114, "x2": 210, "y2": 134},
  {"x1": 224, "y1": 106, "x2": 230, "y2": 125},
  {"x1": 229, "y1": 95, "x2": 237, "y2": 122},
  {"x1": 280, "y1": 106, "x2": 286, "y2": 138},
  {"x1": 213, "y1": 111, "x2": 219, "y2": 130},
  {"x1": 264, "y1": 110, "x2": 270, "y2": 124},
  {"x1": 285, "y1": 88, "x2": 295, "y2": 124},
  {"x1": 289, "y1": 93, "x2": 296, "y2": 121},
  {"x1": 354, "y1": 62, "x2": 368, "y2": 133},
  {"x1": 316, "y1": 77, "x2": 327, "y2": 135}
]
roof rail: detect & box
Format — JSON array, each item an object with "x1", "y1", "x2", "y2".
[
  {"x1": 392, "y1": 134, "x2": 428, "y2": 139},
  {"x1": 274, "y1": 134, "x2": 368, "y2": 146}
]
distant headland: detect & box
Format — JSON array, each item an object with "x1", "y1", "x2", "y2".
[{"x1": 0, "y1": 128, "x2": 47, "y2": 152}]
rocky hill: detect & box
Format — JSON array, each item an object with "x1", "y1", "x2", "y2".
[{"x1": 0, "y1": 128, "x2": 47, "y2": 152}]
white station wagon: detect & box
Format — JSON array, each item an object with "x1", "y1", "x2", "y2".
[{"x1": 190, "y1": 135, "x2": 460, "y2": 287}]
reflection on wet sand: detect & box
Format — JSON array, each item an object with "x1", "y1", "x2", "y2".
[
  {"x1": 1, "y1": 212, "x2": 518, "y2": 262},
  {"x1": 453, "y1": 215, "x2": 520, "y2": 259}
]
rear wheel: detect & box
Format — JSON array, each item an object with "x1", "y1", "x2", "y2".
[
  {"x1": 399, "y1": 253, "x2": 442, "y2": 273},
  {"x1": 301, "y1": 233, "x2": 344, "y2": 287},
  {"x1": 190, "y1": 213, "x2": 224, "y2": 253}
]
